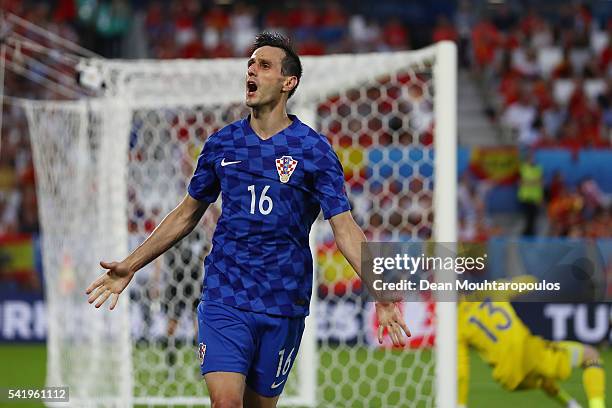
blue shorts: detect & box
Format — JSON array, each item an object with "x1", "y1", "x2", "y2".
[{"x1": 196, "y1": 300, "x2": 305, "y2": 397}]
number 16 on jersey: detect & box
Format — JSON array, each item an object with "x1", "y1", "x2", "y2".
[{"x1": 248, "y1": 185, "x2": 273, "y2": 215}]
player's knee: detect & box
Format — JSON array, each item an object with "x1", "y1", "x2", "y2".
[{"x1": 210, "y1": 393, "x2": 243, "y2": 408}]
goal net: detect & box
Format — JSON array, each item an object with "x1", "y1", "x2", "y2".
[{"x1": 24, "y1": 42, "x2": 457, "y2": 407}]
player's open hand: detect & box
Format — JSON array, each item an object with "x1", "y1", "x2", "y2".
[
  {"x1": 375, "y1": 302, "x2": 411, "y2": 347},
  {"x1": 85, "y1": 261, "x2": 134, "y2": 310}
]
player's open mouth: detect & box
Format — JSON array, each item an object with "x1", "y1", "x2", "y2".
[{"x1": 247, "y1": 81, "x2": 258, "y2": 95}]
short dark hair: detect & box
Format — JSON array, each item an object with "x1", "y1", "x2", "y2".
[{"x1": 252, "y1": 32, "x2": 302, "y2": 98}]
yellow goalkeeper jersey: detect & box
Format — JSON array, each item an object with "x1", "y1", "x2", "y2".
[
  {"x1": 458, "y1": 300, "x2": 534, "y2": 389},
  {"x1": 457, "y1": 276, "x2": 545, "y2": 405}
]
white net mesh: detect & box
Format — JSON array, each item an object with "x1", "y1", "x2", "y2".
[
  {"x1": 314, "y1": 68, "x2": 437, "y2": 408},
  {"x1": 25, "y1": 100, "x2": 133, "y2": 407},
  {"x1": 24, "y1": 44, "x2": 456, "y2": 407}
]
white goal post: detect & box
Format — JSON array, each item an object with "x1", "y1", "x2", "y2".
[{"x1": 24, "y1": 42, "x2": 457, "y2": 407}]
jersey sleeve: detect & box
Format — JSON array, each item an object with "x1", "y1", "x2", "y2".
[
  {"x1": 313, "y1": 138, "x2": 352, "y2": 219},
  {"x1": 187, "y1": 137, "x2": 221, "y2": 203}
]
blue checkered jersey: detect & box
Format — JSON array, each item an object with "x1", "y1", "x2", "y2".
[{"x1": 188, "y1": 115, "x2": 351, "y2": 317}]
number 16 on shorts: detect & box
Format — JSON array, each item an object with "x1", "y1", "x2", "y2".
[{"x1": 271, "y1": 347, "x2": 295, "y2": 389}]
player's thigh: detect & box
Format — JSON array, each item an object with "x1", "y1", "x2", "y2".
[
  {"x1": 246, "y1": 315, "x2": 305, "y2": 397},
  {"x1": 530, "y1": 338, "x2": 572, "y2": 381},
  {"x1": 204, "y1": 371, "x2": 246, "y2": 408},
  {"x1": 197, "y1": 301, "x2": 257, "y2": 377},
  {"x1": 243, "y1": 385, "x2": 280, "y2": 408}
]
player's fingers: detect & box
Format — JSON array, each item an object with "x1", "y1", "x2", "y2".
[
  {"x1": 397, "y1": 319, "x2": 411, "y2": 338},
  {"x1": 385, "y1": 323, "x2": 395, "y2": 345},
  {"x1": 377, "y1": 325, "x2": 384, "y2": 344},
  {"x1": 394, "y1": 325, "x2": 406, "y2": 347},
  {"x1": 109, "y1": 293, "x2": 120, "y2": 310},
  {"x1": 88, "y1": 285, "x2": 106, "y2": 304},
  {"x1": 95, "y1": 289, "x2": 111, "y2": 308},
  {"x1": 389, "y1": 325, "x2": 400, "y2": 347},
  {"x1": 85, "y1": 274, "x2": 106, "y2": 294}
]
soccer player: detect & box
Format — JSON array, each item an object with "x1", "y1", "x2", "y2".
[
  {"x1": 458, "y1": 296, "x2": 606, "y2": 408},
  {"x1": 86, "y1": 32, "x2": 411, "y2": 408}
]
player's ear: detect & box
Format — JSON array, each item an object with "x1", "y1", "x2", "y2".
[{"x1": 283, "y1": 76, "x2": 298, "y2": 94}]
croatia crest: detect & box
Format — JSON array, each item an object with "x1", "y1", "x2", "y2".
[{"x1": 275, "y1": 156, "x2": 298, "y2": 183}]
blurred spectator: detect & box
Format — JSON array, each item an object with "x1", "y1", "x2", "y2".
[
  {"x1": 230, "y1": 2, "x2": 257, "y2": 56},
  {"x1": 527, "y1": 116, "x2": 554, "y2": 147},
  {"x1": 454, "y1": 0, "x2": 475, "y2": 67},
  {"x1": 383, "y1": 17, "x2": 409, "y2": 50},
  {"x1": 558, "y1": 120, "x2": 583, "y2": 152},
  {"x1": 404, "y1": 83, "x2": 434, "y2": 138},
  {"x1": 529, "y1": 20, "x2": 553, "y2": 49},
  {"x1": 492, "y1": 4, "x2": 517, "y2": 33},
  {"x1": 552, "y1": 48, "x2": 575, "y2": 79},
  {"x1": 349, "y1": 15, "x2": 382, "y2": 53},
  {"x1": 585, "y1": 208, "x2": 612, "y2": 238},
  {"x1": 18, "y1": 184, "x2": 38, "y2": 234},
  {"x1": 0, "y1": 192, "x2": 20, "y2": 235},
  {"x1": 596, "y1": 79, "x2": 612, "y2": 142},
  {"x1": 458, "y1": 173, "x2": 478, "y2": 239},
  {"x1": 579, "y1": 110, "x2": 605, "y2": 147},
  {"x1": 547, "y1": 184, "x2": 583, "y2": 236},
  {"x1": 288, "y1": 3, "x2": 320, "y2": 43},
  {"x1": 531, "y1": 78, "x2": 553, "y2": 110},
  {"x1": 572, "y1": 3, "x2": 592, "y2": 46},
  {"x1": 546, "y1": 171, "x2": 565, "y2": 203},
  {"x1": 567, "y1": 79, "x2": 591, "y2": 120},
  {"x1": 578, "y1": 177, "x2": 607, "y2": 220},
  {"x1": 518, "y1": 152, "x2": 543, "y2": 236},
  {"x1": 172, "y1": 1, "x2": 198, "y2": 49},
  {"x1": 581, "y1": 57, "x2": 600, "y2": 79},
  {"x1": 541, "y1": 101, "x2": 566, "y2": 139},
  {"x1": 512, "y1": 48, "x2": 541, "y2": 79},
  {"x1": 204, "y1": 5, "x2": 230, "y2": 31},
  {"x1": 95, "y1": 0, "x2": 131, "y2": 57},
  {"x1": 458, "y1": 172, "x2": 498, "y2": 242},
  {"x1": 501, "y1": 90, "x2": 537, "y2": 146},
  {"x1": 320, "y1": 2, "x2": 347, "y2": 44},
  {"x1": 262, "y1": 7, "x2": 285, "y2": 32},
  {"x1": 458, "y1": 173, "x2": 481, "y2": 241},
  {"x1": 471, "y1": 17, "x2": 500, "y2": 69},
  {"x1": 519, "y1": 7, "x2": 542, "y2": 38},
  {"x1": 598, "y1": 33, "x2": 612, "y2": 75},
  {"x1": 432, "y1": 15, "x2": 457, "y2": 43},
  {"x1": 145, "y1": 1, "x2": 167, "y2": 41}
]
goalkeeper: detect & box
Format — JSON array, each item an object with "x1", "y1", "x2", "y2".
[{"x1": 458, "y1": 278, "x2": 605, "y2": 408}]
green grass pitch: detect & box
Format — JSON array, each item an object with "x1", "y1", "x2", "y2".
[{"x1": 0, "y1": 343, "x2": 610, "y2": 407}]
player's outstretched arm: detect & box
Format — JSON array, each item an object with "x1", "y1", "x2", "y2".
[
  {"x1": 86, "y1": 194, "x2": 209, "y2": 310},
  {"x1": 329, "y1": 211, "x2": 411, "y2": 346}
]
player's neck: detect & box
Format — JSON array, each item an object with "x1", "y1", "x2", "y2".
[{"x1": 250, "y1": 103, "x2": 292, "y2": 140}]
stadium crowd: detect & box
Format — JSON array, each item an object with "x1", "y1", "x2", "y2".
[
  {"x1": 484, "y1": 3, "x2": 612, "y2": 150},
  {"x1": 0, "y1": 0, "x2": 610, "y2": 240}
]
